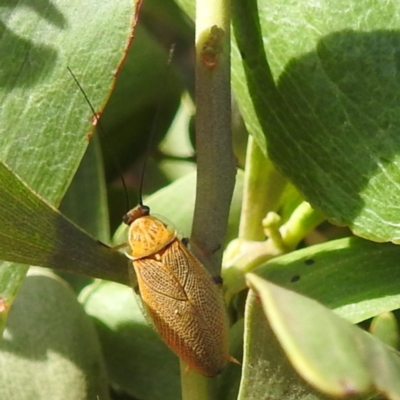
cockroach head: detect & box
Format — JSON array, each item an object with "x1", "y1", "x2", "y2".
[{"x1": 123, "y1": 204, "x2": 150, "y2": 226}]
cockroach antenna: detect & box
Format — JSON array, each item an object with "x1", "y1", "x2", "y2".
[
  {"x1": 137, "y1": 44, "x2": 176, "y2": 208},
  {"x1": 66, "y1": 66, "x2": 131, "y2": 212}
]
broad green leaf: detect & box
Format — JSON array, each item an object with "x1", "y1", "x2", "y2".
[
  {"x1": 1, "y1": 0, "x2": 135, "y2": 204},
  {"x1": 246, "y1": 275, "x2": 400, "y2": 399},
  {"x1": 253, "y1": 237, "x2": 400, "y2": 324},
  {"x1": 81, "y1": 280, "x2": 181, "y2": 400},
  {"x1": 0, "y1": 269, "x2": 109, "y2": 400},
  {"x1": 0, "y1": 162, "x2": 128, "y2": 285},
  {"x1": 231, "y1": 0, "x2": 276, "y2": 157},
  {"x1": 238, "y1": 289, "x2": 326, "y2": 400},
  {"x1": 231, "y1": 0, "x2": 400, "y2": 243},
  {"x1": 0, "y1": 0, "x2": 134, "y2": 333}
]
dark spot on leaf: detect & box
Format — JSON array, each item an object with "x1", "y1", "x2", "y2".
[
  {"x1": 304, "y1": 258, "x2": 315, "y2": 265},
  {"x1": 291, "y1": 275, "x2": 300, "y2": 283},
  {"x1": 240, "y1": 49, "x2": 246, "y2": 60}
]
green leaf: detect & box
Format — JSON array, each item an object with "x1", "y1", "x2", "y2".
[
  {"x1": 238, "y1": 288, "x2": 326, "y2": 400},
  {"x1": 246, "y1": 274, "x2": 400, "y2": 398},
  {"x1": 0, "y1": 162, "x2": 128, "y2": 285},
  {"x1": 231, "y1": 0, "x2": 400, "y2": 242},
  {"x1": 255, "y1": 237, "x2": 400, "y2": 324},
  {"x1": 0, "y1": 269, "x2": 109, "y2": 400},
  {"x1": 81, "y1": 280, "x2": 181, "y2": 400},
  {"x1": 231, "y1": 0, "x2": 277, "y2": 157},
  {"x1": 0, "y1": 0, "x2": 134, "y2": 331},
  {"x1": 1, "y1": 0, "x2": 135, "y2": 205}
]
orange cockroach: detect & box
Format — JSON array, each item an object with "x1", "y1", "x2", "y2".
[
  {"x1": 116, "y1": 45, "x2": 232, "y2": 377},
  {"x1": 122, "y1": 201, "x2": 230, "y2": 377},
  {"x1": 67, "y1": 60, "x2": 231, "y2": 377}
]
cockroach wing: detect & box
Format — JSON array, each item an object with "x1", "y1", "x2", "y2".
[{"x1": 133, "y1": 239, "x2": 229, "y2": 377}]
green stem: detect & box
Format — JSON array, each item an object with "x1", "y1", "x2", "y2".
[
  {"x1": 239, "y1": 136, "x2": 287, "y2": 241},
  {"x1": 187, "y1": 0, "x2": 234, "y2": 398},
  {"x1": 192, "y1": 0, "x2": 235, "y2": 275},
  {"x1": 224, "y1": 203, "x2": 324, "y2": 301},
  {"x1": 180, "y1": 360, "x2": 216, "y2": 400},
  {"x1": 279, "y1": 202, "x2": 325, "y2": 250}
]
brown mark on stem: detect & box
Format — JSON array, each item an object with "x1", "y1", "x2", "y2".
[{"x1": 200, "y1": 25, "x2": 225, "y2": 70}]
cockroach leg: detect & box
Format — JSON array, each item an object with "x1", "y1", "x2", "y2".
[
  {"x1": 212, "y1": 275, "x2": 223, "y2": 286},
  {"x1": 111, "y1": 242, "x2": 129, "y2": 251}
]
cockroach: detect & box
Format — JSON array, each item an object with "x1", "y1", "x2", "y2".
[
  {"x1": 115, "y1": 46, "x2": 232, "y2": 377},
  {"x1": 68, "y1": 60, "x2": 231, "y2": 377},
  {"x1": 122, "y1": 202, "x2": 230, "y2": 377}
]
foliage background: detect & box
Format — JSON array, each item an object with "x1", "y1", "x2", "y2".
[{"x1": 2, "y1": 0, "x2": 400, "y2": 399}]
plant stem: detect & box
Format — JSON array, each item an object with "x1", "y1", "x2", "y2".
[
  {"x1": 279, "y1": 202, "x2": 325, "y2": 250},
  {"x1": 180, "y1": 360, "x2": 216, "y2": 400},
  {"x1": 238, "y1": 136, "x2": 287, "y2": 241},
  {"x1": 192, "y1": 0, "x2": 235, "y2": 275},
  {"x1": 187, "y1": 0, "x2": 234, "y2": 398}
]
